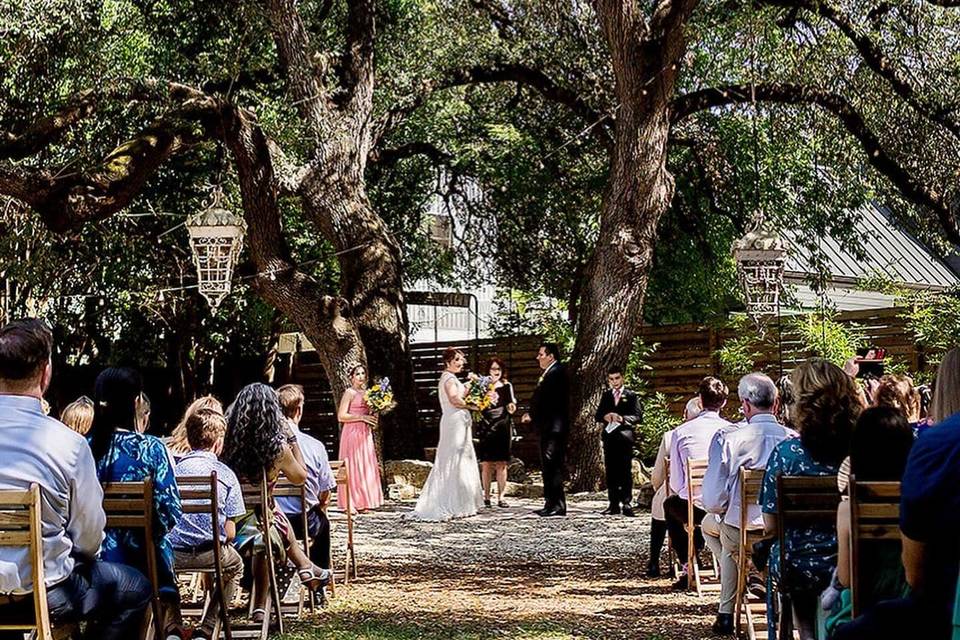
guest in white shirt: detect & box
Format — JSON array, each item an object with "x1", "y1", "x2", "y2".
[
  {"x1": 0, "y1": 318, "x2": 151, "y2": 640},
  {"x1": 700, "y1": 372, "x2": 797, "y2": 634},
  {"x1": 664, "y1": 376, "x2": 733, "y2": 590}
]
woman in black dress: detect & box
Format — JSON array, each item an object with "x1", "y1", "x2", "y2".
[{"x1": 477, "y1": 357, "x2": 516, "y2": 507}]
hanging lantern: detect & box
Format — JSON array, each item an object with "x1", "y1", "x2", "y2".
[
  {"x1": 731, "y1": 227, "x2": 788, "y2": 324},
  {"x1": 185, "y1": 186, "x2": 246, "y2": 310}
]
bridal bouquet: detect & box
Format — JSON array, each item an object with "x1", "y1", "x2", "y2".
[
  {"x1": 364, "y1": 377, "x2": 396, "y2": 415},
  {"x1": 464, "y1": 374, "x2": 499, "y2": 423}
]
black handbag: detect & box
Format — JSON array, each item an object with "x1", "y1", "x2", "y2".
[{"x1": 751, "y1": 537, "x2": 774, "y2": 571}]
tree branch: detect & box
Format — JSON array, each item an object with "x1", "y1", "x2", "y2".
[
  {"x1": 367, "y1": 141, "x2": 453, "y2": 168},
  {"x1": 0, "y1": 91, "x2": 99, "y2": 160},
  {"x1": 340, "y1": 0, "x2": 376, "y2": 114},
  {"x1": 443, "y1": 63, "x2": 613, "y2": 149},
  {"x1": 670, "y1": 82, "x2": 960, "y2": 244}
]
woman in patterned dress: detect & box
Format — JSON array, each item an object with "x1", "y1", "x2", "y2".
[
  {"x1": 759, "y1": 359, "x2": 861, "y2": 640},
  {"x1": 88, "y1": 367, "x2": 184, "y2": 638}
]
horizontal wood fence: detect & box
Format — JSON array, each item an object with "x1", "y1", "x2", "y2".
[{"x1": 279, "y1": 306, "x2": 925, "y2": 465}]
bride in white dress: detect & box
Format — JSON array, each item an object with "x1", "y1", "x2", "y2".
[{"x1": 409, "y1": 348, "x2": 484, "y2": 521}]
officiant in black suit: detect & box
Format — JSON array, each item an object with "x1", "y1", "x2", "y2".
[
  {"x1": 522, "y1": 342, "x2": 570, "y2": 517},
  {"x1": 595, "y1": 367, "x2": 640, "y2": 516}
]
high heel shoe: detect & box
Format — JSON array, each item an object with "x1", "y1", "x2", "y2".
[{"x1": 298, "y1": 565, "x2": 331, "y2": 591}]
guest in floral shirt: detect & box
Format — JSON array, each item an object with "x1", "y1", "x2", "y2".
[
  {"x1": 760, "y1": 359, "x2": 860, "y2": 640},
  {"x1": 89, "y1": 367, "x2": 183, "y2": 638}
]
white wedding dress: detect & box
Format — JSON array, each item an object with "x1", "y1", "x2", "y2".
[{"x1": 409, "y1": 371, "x2": 484, "y2": 521}]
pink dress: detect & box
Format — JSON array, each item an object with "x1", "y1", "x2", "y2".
[{"x1": 337, "y1": 391, "x2": 384, "y2": 512}]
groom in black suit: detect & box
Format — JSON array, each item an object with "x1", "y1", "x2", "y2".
[
  {"x1": 594, "y1": 366, "x2": 640, "y2": 516},
  {"x1": 522, "y1": 342, "x2": 570, "y2": 517}
]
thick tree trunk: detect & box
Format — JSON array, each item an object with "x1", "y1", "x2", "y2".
[{"x1": 566, "y1": 108, "x2": 676, "y2": 491}]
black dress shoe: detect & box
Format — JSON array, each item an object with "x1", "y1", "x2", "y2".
[
  {"x1": 600, "y1": 506, "x2": 621, "y2": 515},
  {"x1": 645, "y1": 564, "x2": 661, "y2": 579},
  {"x1": 484, "y1": 499, "x2": 492, "y2": 508},
  {"x1": 671, "y1": 573, "x2": 689, "y2": 590},
  {"x1": 538, "y1": 507, "x2": 566, "y2": 517},
  {"x1": 621, "y1": 506, "x2": 636, "y2": 517},
  {"x1": 711, "y1": 613, "x2": 734, "y2": 635},
  {"x1": 534, "y1": 507, "x2": 550, "y2": 516}
]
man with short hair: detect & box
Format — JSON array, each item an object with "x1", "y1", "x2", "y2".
[
  {"x1": 0, "y1": 318, "x2": 151, "y2": 640},
  {"x1": 275, "y1": 384, "x2": 336, "y2": 569},
  {"x1": 664, "y1": 376, "x2": 733, "y2": 590},
  {"x1": 701, "y1": 373, "x2": 797, "y2": 635},
  {"x1": 169, "y1": 408, "x2": 245, "y2": 640},
  {"x1": 522, "y1": 342, "x2": 570, "y2": 517},
  {"x1": 594, "y1": 366, "x2": 640, "y2": 516}
]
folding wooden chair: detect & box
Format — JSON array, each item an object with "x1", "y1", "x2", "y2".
[
  {"x1": 735, "y1": 468, "x2": 768, "y2": 640},
  {"x1": 233, "y1": 471, "x2": 284, "y2": 640},
  {"x1": 848, "y1": 476, "x2": 901, "y2": 618},
  {"x1": 272, "y1": 475, "x2": 325, "y2": 615},
  {"x1": 174, "y1": 473, "x2": 233, "y2": 640},
  {"x1": 0, "y1": 484, "x2": 55, "y2": 640},
  {"x1": 101, "y1": 478, "x2": 164, "y2": 640},
  {"x1": 663, "y1": 457, "x2": 682, "y2": 579},
  {"x1": 774, "y1": 475, "x2": 840, "y2": 640},
  {"x1": 685, "y1": 457, "x2": 720, "y2": 596},
  {"x1": 328, "y1": 460, "x2": 357, "y2": 584}
]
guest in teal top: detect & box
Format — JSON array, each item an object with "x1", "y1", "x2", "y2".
[
  {"x1": 89, "y1": 367, "x2": 182, "y2": 636},
  {"x1": 760, "y1": 359, "x2": 860, "y2": 640}
]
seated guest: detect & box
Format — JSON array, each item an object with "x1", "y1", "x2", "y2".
[
  {"x1": 166, "y1": 395, "x2": 224, "y2": 457},
  {"x1": 275, "y1": 384, "x2": 336, "y2": 570},
  {"x1": 702, "y1": 373, "x2": 797, "y2": 635},
  {"x1": 221, "y1": 383, "x2": 329, "y2": 623},
  {"x1": 0, "y1": 319, "x2": 151, "y2": 640},
  {"x1": 88, "y1": 367, "x2": 183, "y2": 640},
  {"x1": 170, "y1": 409, "x2": 245, "y2": 640},
  {"x1": 665, "y1": 377, "x2": 733, "y2": 590},
  {"x1": 647, "y1": 396, "x2": 702, "y2": 578},
  {"x1": 821, "y1": 407, "x2": 913, "y2": 638},
  {"x1": 874, "y1": 375, "x2": 921, "y2": 426},
  {"x1": 60, "y1": 395, "x2": 95, "y2": 435},
  {"x1": 833, "y1": 347, "x2": 960, "y2": 640},
  {"x1": 760, "y1": 359, "x2": 860, "y2": 640}
]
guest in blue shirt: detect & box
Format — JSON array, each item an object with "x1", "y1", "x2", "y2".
[
  {"x1": 276, "y1": 384, "x2": 337, "y2": 569},
  {"x1": 170, "y1": 408, "x2": 245, "y2": 640},
  {"x1": 834, "y1": 348, "x2": 960, "y2": 640},
  {"x1": 760, "y1": 359, "x2": 859, "y2": 640},
  {"x1": 88, "y1": 367, "x2": 182, "y2": 639}
]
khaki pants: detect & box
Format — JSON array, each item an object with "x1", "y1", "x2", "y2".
[
  {"x1": 701, "y1": 515, "x2": 742, "y2": 615},
  {"x1": 174, "y1": 544, "x2": 243, "y2": 633}
]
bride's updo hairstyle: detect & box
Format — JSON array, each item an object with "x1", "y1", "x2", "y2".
[{"x1": 443, "y1": 347, "x2": 464, "y2": 367}]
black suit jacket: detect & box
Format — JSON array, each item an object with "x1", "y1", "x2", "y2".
[
  {"x1": 530, "y1": 362, "x2": 570, "y2": 437},
  {"x1": 594, "y1": 388, "x2": 640, "y2": 432}
]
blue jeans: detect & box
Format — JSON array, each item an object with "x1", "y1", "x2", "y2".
[{"x1": 0, "y1": 560, "x2": 151, "y2": 640}]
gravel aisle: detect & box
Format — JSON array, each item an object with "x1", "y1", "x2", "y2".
[{"x1": 305, "y1": 495, "x2": 716, "y2": 639}]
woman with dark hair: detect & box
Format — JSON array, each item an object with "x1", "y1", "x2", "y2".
[
  {"x1": 821, "y1": 407, "x2": 913, "y2": 638},
  {"x1": 335, "y1": 363, "x2": 383, "y2": 512},
  {"x1": 89, "y1": 367, "x2": 183, "y2": 639},
  {"x1": 476, "y1": 357, "x2": 516, "y2": 508},
  {"x1": 760, "y1": 359, "x2": 861, "y2": 640},
  {"x1": 222, "y1": 382, "x2": 329, "y2": 622}
]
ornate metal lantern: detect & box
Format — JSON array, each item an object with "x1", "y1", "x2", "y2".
[
  {"x1": 185, "y1": 187, "x2": 246, "y2": 310},
  {"x1": 731, "y1": 227, "x2": 788, "y2": 324}
]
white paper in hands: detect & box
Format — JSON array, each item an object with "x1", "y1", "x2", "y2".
[{"x1": 604, "y1": 421, "x2": 620, "y2": 434}]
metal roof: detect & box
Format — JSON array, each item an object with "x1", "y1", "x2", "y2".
[{"x1": 782, "y1": 201, "x2": 960, "y2": 290}]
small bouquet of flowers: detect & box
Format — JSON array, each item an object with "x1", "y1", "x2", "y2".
[
  {"x1": 364, "y1": 377, "x2": 396, "y2": 415},
  {"x1": 464, "y1": 374, "x2": 499, "y2": 423}
]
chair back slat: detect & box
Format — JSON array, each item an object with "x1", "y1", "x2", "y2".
[
  {"x1": 664, "y1": 457, "x2": 672, "y2": 498},
  {"x1": 775, "y1": 475, "x2": 840, "y2": 592},
  {"x1": 0, "y1": 485, "x2": 53, "y2": 638},
  {"x1": 738, "y1": 468, "x2": 766, "y2": 532},
  {"x1": 735, "y1": 469, "x2": 767, "y2": 635},
  {"x1": 849, "y1": 477, "x2": 902, "y2": 617}
]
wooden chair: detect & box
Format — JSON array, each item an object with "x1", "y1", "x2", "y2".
[
  {"x1": 685, "y1": 458, "x2": 720, "y2": 596},
  {"x1": 101, "y1": 479, "x2": 164, "y2": 640},
  {"x1": 174, "y1": 473, "x2": 233, "y2": 640},
  {"x1": 663, "y1": 457, "x2": 681, "y2": 579},
  {"x1": 0, "y1": 484, "x2": 54, "y2": 640},
  {"x1": 735, "y1": 468, "x2": 768, "y2": 640},
  {"x1": 234, "y1": 472, "x2": 284, "y2": 640},
  {"x1": 774, "y1": 475, "x2": 840, "y2": 640},
  {"x1": 848, "y1": 476, "x2": 901, "y2": 618},
  {"x1": 272, "y1": 475, "x2": 325, "y2": 614},
  {"x1": 328, "y1": 460, "x2": 357, "y2": 584}
]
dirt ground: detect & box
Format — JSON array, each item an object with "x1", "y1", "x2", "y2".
[{"x1": 279, "y1": 495, "x2": 717, "y2": 640}]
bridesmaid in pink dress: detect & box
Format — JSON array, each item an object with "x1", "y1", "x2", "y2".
[{"x1": 336, "y1": 364, "x2": 384, "y2": 512}]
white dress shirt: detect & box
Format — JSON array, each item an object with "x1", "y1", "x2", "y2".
[
  {"x1": 0, "y1": 395, "x2": 106, "y2": 593},
  {"x1": 702, "y1": 412, "x2": 797, "y2": 528},
  {"x1": 669, "y1": 410, "x2": 733, "y2": 504}
]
